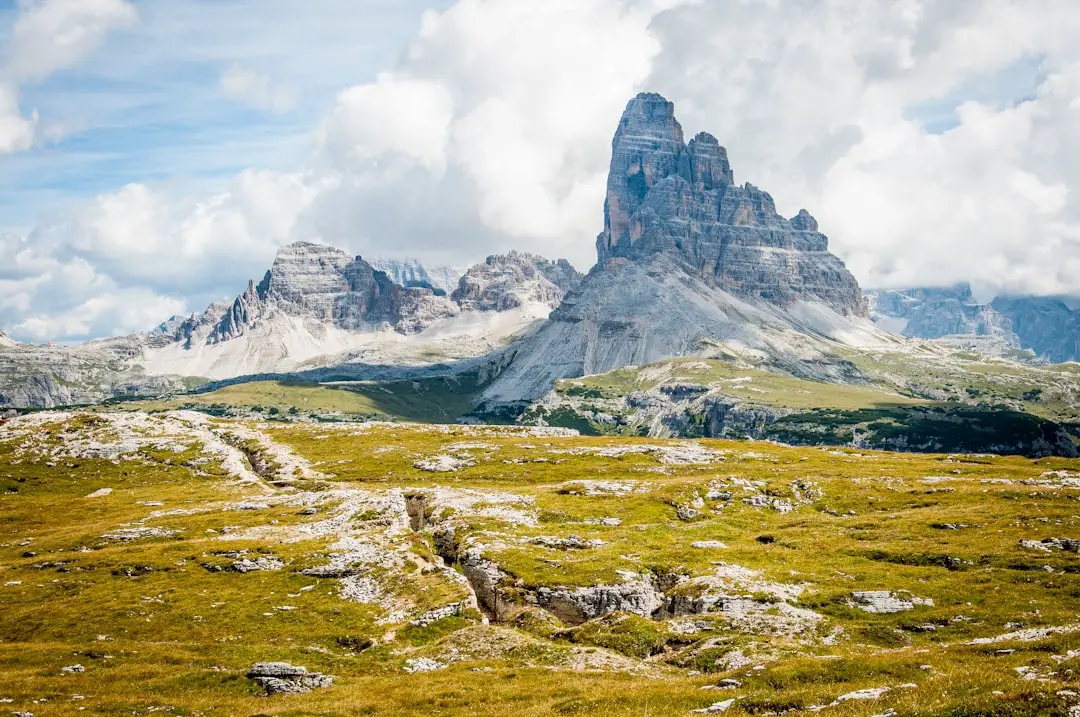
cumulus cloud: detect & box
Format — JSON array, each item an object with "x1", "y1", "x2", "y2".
[
  {"x1": 0, "y1": 233, "x2": 185, "y2": 343},
  {"x1": 296, "y1": 0, "x2": 690, "y2": 266},
  {"x1": 7, "y1": 0, "x2": 1080, "y2": 341},
  {"x1": 643, "y1": 0, "x2": 1080, "y2": 297},
  {"x1": 0, "y1": 168, "x2": 316, "y2": 341},
  {"x1": 0, "y1": 0, "x2": 136, "y2": 154},
  {"x1": 0, "y1": 84, "x2": 36, "y2": 153},
  {"x1": 220, "y1": 64, "x2": 298, "y2": 114},
  {"x1": 5, "y1": 0, "x2": 137, "y2": 80}
]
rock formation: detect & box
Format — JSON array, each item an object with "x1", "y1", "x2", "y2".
[
  {"x1": 0, "y1": 330, "x2": 14, "y2": 348},
  {"x1": 868, "y1": 284, "x2": 1080, "y2": 363},
  {"x1": 480, "y1": 93, "x2": 878, "y2": 409},
  {"x1": 368, "y1": 258, "x2": 464, "y2": 294},
  {"x1": 991, "y1": 296, "x2": 1080, "y2": 363},
  {"x1": 452, "y1": 251, "x2": 582, "y2": 312},
  {"x1": 0, "y1": 243, "x2": 581, "y2": 406},
  {"x1": 203, "y1": 242, "x2": 459, "y2": 341},
  {"x1": 596, "y1": 93, "x2": 865, "y2": 315},
  {"x1": 867, "y1": 284, "x2": 1016, "y2": 343}
]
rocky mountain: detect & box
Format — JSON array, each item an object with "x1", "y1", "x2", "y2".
[
  {"x1": 368, "y1": 258, "x2": 464, "y2": 294},
  {"x1": 990, "y1": 296, "x2": 1080, "y2": 363},
  {"x1": 0, "y1": 336, "x2": 188, "y2": 408},
  {"x1": 480, "y1": 93, "x2": 879, "y2": 410},
  {"x1": 0, "y1": 246, "x2": 579, "y2": 407},
  {"x1": 597, "y1": 93, "x2": 865, "y2": 315},
  {"x1": 452, "y1": 251, "x2": 582, "y2": 312},
  {"x1": 140, "y1": 244, "x2": 583, "y2": 382},
  {"x1": 867, "y1": 285, "x2": 1017, "y2": 343},
  {"x1": 212, "y1": 242, "x2": 460, "y2": 340},
  {"x1": 868, "y1": 285, "x2": 1080, "y2": 362},
  {"x1": 0, "y1": 330, "x2": 14, "y2": 348}
]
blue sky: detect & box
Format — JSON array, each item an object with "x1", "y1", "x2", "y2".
[
  {"x1": 905, "y1": 54, "x2": 1047, "y2": 134},
  {"x1": 0, "y1": 0, "x2": 450, "y2": 233},
  {"x1": 1, "y1": 0, "x2": 1078, "y2": 343}
]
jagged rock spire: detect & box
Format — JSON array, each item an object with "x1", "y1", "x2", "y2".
[{"x1": 594, "y1": 92, "x2": 865, "y2": 316}]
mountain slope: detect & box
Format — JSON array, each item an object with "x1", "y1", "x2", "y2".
[
  {"x1": 0, "y1": 248, "x2": 581, "y2": 406},
  {"x1": 868, "y1": 284, "x2": 1080, "y2": 362},
  {"x1": 368, "y1": 257, "x2": 465, "y2": 294},
  {"x1": 480, "y1": 93, "x2": 878, "y2": 410}
]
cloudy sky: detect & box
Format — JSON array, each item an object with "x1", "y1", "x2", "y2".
[{"x1": 0, "y1": 0, "x2": 1076, "y2": 342}]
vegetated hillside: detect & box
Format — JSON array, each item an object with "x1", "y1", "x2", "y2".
[
  {"x1": 522, "y1": 347, "x2": 1080, "y2": 457},
  {"x1": 118, "y1": 373, "x2": 491, "y2": 424},
  {"x1": 1, "y1": 411, "x2": 1079, "y2": 716}
]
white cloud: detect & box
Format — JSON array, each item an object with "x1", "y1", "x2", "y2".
[
  {"x1": 14, "y1": 288, "x2": 184, "y2": 343},
  {"x1": 0, "y1": 233, "x2": 185, "y2": 342},
  {"x1": 0, "y1": 0, "x2": 136, "y2": 154},
  {"x1": 5, "y1": 0, "x2": 137, "y2": 80},
  {"x1": 642, "y1": 0, "x2": 1080, "y2": 296},
  {"x1": 0, "y1": 84, "x2": 36, "y2": 152},
  {"x1": 32, "y1": 169, "x2": 316, "y2": 292},
  {"x1": 316, "y1": 73, "x2": 453, "y2": 173},
  {"x1": 220, "y1": 64, "x2": 298, "y2": 114},
  {"x1": 8, "y1": 0, "x2": 1080, "y2": 341},
  {"x1": 308, "y1": 0, "x2": 685, "y2": 264}
]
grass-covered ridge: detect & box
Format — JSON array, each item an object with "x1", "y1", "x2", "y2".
[
  {"x1": 530, "y1": 353, "x2": 1080, "y2": 456},
  {"x1": 0, "y1": 411, "x2": 1078, "y2": 715},
  {"x1": 112, "y1": 371, "x2": 489, "y2": 423}
]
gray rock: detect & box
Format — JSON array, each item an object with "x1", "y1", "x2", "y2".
[
  {"x1": 480, "y1": 93, "x2": 872, "y2": 409},
  {"x1": 209, "y1": 242, "x2": 459, "y2": 343},
  {"x1": 850, "y1": 590, "x2": 934, "y2": 614},
  {"x1": 596, "y1": 93, "x2": 865, "y2": 316},
  {"x1": 868, "y1": 284, "x2": 1080, "y2": 363},
  {"x1": 676, "y1": 504, "x2": 702, "y2": 521},
  {"x1": 525, "y1": 535, "x2": 606, "y2": 550},
  {"x1": 452, "y1": 251, "x2": 581, "y2": 312},
  {"x1": 867, "y1": 284, "x2": 1017, "y2": 344},
  {"x1": 368, "y1": 258, "x2": 464, "y2": 294},
  {"x1": 992, "y1": 296, "x2": 1080, "y2": 363},
  {"x1": 1020, "y1": 537, "x2": 1079, "y2": 553},
  {"x1": 532, "y1": 580, "x2": 663, "y2": 624},
  {"x1": 247, "y1": 662, "x2": 334, "y2": 695}
]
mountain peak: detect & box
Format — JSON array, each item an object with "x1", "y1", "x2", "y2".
[{"x1": 596, "y1": 93, "x2": 864, "y2": 316}]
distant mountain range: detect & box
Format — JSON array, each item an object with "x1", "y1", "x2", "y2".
[
  {"x1": 2, "y1": 92, "x2": 1079, "y2": 424},
  {"x1": 367, "y1": 258, "x2": 466, "y2": 295},
  {"x1": 0, "y1": 246, "x2": 580, "y2": 407},
  {"x1": 867, "y1": 285, "x2": 1080, "y2": 362}
]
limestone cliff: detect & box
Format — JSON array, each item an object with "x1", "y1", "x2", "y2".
[
  {"x1": 597, "y1": 93, "x2": 865, "y2": 315},
  {"x1": 480, "y1": 93, "x2": 880, "y2": 410},
  {"x1": 452, "y1": 251, "x2": 582, "y2": 312}
]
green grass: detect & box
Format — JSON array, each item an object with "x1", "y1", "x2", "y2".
[
  {"x1": 1, "y1": 412, "x2": 1079, "y2": 715},
  {"x1": 118, "y1": 372, "x2": 487, "y2": 423}
]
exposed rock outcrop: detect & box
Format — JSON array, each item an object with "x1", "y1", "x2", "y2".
[
  {"x1": 868, "y1": 284, "x2": 1080, "y2": 363},
  {"x1": 246, "y1": 662, "x2": 334, "y2": 695},
  {"x1": 532, "y1": 581, "x2": 663, "y2": 624},
  {"x1": 479, "y1": 93, "x2": 880, "y2": 410},
  {"x1": 208, "y1": 242, "x2": 459, "y2": 341},
  {"x1": 452, "y1": 251, "x2": 582, "y2": 312},
  {"x1": 991, "y1": 296, "x2": 1080, "y2": 363},
  {"x1": 368, "y1": 258, "x2": 465, "y2": 294},
  {"x1": 867, "y1": 284, "x2": 1017, "y2": 344},
  {"x1": 597, "y1": 93, "x2": 865, "y2": 315},
  {"x1": 850, "y1": 590, "x2": 933, "y2": 614},
  {"x1": 0, "y1": 330, "x2": 15, "y2": 348},
  {"x1": 0, "y1": 337, "x2": 188, "y2": 408}
]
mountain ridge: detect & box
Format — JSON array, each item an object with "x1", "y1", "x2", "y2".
[
  {"x1": 868, "y1": 284, "x2": 1080, "y2": 362},
  {"x1": 479, "y1": 92, "x2": 879, "y2": 410}
]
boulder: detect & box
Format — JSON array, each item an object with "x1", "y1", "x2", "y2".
[{"x1": 246, "y1": 662, "x2": 333, "y2": 695}]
